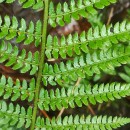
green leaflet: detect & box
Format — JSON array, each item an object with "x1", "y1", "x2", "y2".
[
  {"x1": 0, "y1": 16, "x2": 42, "y2": 46},
  {"x1": 48, "y1": 0, "x2": 117, "y2": 27},
  {"x1": 0, "y1": 101, "x2": 32, "y2": 128},
  {"x1": 0, "y1": 76, "x2": 35, "y2": 101},
  {"x1": 45, "y1": 21, "x2": 130, "y2": 59},
  {"x1": 38, "y1": 82, "x2": 130, "y2": 111},
  {"x1": 35, "y1": 115, "x2": 130, "y2": 130},
  {"x1": 0, "y1": 0, "x2": 44, "y2": 10},
  {"x1": 43, "y1": 45, "x2": 130, "y2": 86},
  {"x1": 119, "y1": 64, "x2": 130, "y2": 83},
  {"x1": 0, "y1": 124, "x2": 25, "y2": 130},
  {"x1": 0, "y1": 41, "x2": 39, "y2": 74}
]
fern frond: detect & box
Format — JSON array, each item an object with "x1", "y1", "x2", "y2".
[
  {"x1": 38, "y1": 82, "x2": 130, "y2": 111},
  {"x1": 45, "y1": 21, "x2": 130, "y2": 59},
  {"x1": 0, "y1": 41, "x2": 39, "y2": 74},
  {"x1": 48, "y1": 0, "x2": 117, "y2": 27},
  {"x1": 35, "y1": 115, "x2": 130, "y2": 130},
  {"x1": 43, "y1": 45, "x2": 130, "y2": 85},
  {"x1": 0, "y1": 16, "x2": 42, "y2": 46},
  {"x1": 0, "y1": 101, "x2": 32, "y2": 128},
  {"x1": 0, "y1": 0, "x2": 44, "y2": 10},
  {"x1": 0, "y1": 76, "x2": 35, "y2": 101}
]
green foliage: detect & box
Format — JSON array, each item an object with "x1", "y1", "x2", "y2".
[
  {"x1": 0, "y1": 0, "x2": 130, "y2": 130},
  {"x1": 38, "y1": 82, "x2": 130, "y2": 111},
  {"x1": 45, "y1": 20, "x2": 130, "y2": 59},
  {"x1": 0, "y1": 16, "x2": 42, "y2": 46},
  {"x1": 43, "y1": 45, "x2": 130, "y2": 85},
  {"x1": 0, "y1": 41, "x2": 39, "y2": 74},
  {"x1": 48, "y1": 0, "x2": 117, "y2": 27},
  {"x1": 0, "y1": 0, "x2": 44, "y2": 9},
  {"x1": 0, "y1": 101, "x2": 32, "y2": 128},
  {"x1": 119, "y1": 64, "x2": 130, "y2": 83},
  {"x1": 0, "y1": 125, "x2": 24, "y2": 130},
  {"x1": 0, "y1": 75, "x2": 35, "y2": 101},
  {"x1": 35, "y1": 115, "x2": 130, "y2": 130}
]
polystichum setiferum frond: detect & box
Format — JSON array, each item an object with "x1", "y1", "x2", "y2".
[{"x1": 0, "y1": 0, "x2": 130, "y2": 130}]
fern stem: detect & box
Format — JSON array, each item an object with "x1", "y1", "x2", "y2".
[{"x1": 30, "y1": 0, "x2": 49, "y2": 130}]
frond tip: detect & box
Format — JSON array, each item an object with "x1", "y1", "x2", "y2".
[
  {"x1": 38, "y1": 82, "x2": 130, "y2": 111},
  {"x1": 35, "y1": 115, "x2": 130, "y2": 130}
]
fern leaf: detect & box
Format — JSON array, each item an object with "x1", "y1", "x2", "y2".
[
  {"x1": 35, "y1": 115, "x2": 130, "y2": 130},
  {"x1": 0, "y1": 76, "x2": 35, "y2": 101},
  {"x1": 45, "y1": 21, "x2": 130, "y2": 59},
  {"x1": 0, "y1": 0, "x2": 44, "y2": 10},
  {"x1": 48, "y1": 0, "x2": 117, "y2": 27},
  {"x1": 0, "y1": 101, "x2": 32, "y2": 128},
  {"x1": 0, "y1": 16, "x2": 42, "y2": 46},
  {"x1": 43, "y1": 45, "x2": 130, "y2": 86},
  {"x1": 38, "y1": 82, "x2": 130, "y2": 111},
  {"x1": 0, "y1": 41, "x2": 39, "y2": 74}
]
